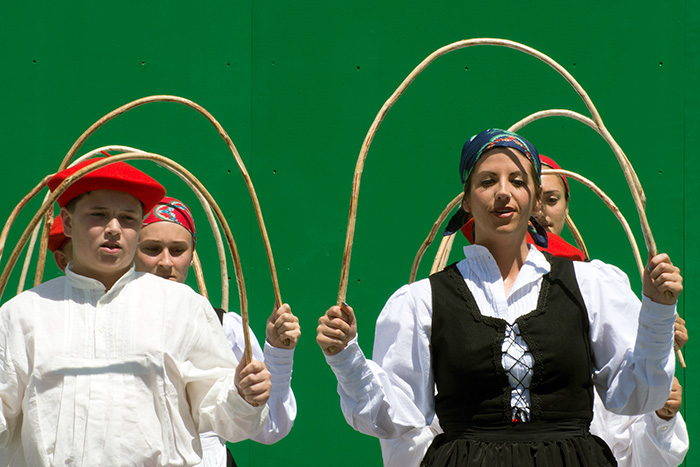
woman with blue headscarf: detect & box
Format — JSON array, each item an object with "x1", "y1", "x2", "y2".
[{"x1": 316, "y1": 129, "x2": 682, "y2": 467}]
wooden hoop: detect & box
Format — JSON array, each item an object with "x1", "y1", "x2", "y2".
[
  {"x1": 0, "y1": 153, "x2": 255, "y2": 363},
  {"x1": 338, "y1": 38, "x2": 658, "y2": 305},
  {"x1": 42, "y1": 96, "x2": 281, "y2": 310}
]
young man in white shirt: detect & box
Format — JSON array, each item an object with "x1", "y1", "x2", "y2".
[{"x1": 0, "y1": 158, "x2": 271, "y2": 466}]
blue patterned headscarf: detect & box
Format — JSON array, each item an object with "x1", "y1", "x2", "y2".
[
  {"x1": 446, "y1": 128, "x2": 548, "y2": 247},
  {"x1": 459, "y1": 128, "x2": 541, "y2": 186}
]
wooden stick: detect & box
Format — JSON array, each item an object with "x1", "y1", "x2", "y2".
[
  {"x1": 437, "y1": 233, "x2": 455, "y2": 273},
  {"x1": 545, "y1": 168, "x2": 644, "y2": 280},
  {"x1": 564, "y1": 215, "x2": 589, "y2": 261},
  {"x1": 192, "y1": 250, "x2": 208, "y2": 299},
  {"x1": 57, "y1": 96, "x2": 282, "y2": 312},
  {"x1": 410, "y1": 194, "x2": 462, "y2": 283},
  {"x1": 430, "y1": 235, "x2": 451, "y2": 276},
  {"x1": 0, "y1": 175, "x2": 52, "y2": 265},
  {"x1": 18, "y1": 221, "x2": 41, "y2": 294},
  {"x1": 675, "y1": 343, "x2": 686, "y2": 369},
  {"x1": 511, "y1": 110, "x2": 682, "y2": 366},
  {"x1": 508, "y1": 108, "x2": 645, "y2": 208},
  {"x1": 32, "y1": 210, "x2": 52, "y2": 287}
]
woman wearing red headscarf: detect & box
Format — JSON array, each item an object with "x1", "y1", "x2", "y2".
[
  {"x1": 533, "y1": 156, "x2": 688, "y2": 467},
  {"x1": 136, "y1": 197, "x2": 299, "y2": 467}
]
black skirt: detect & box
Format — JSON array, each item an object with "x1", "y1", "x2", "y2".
[{"x1": 420, "y1": 422, "x2": 617, "y2": 467}]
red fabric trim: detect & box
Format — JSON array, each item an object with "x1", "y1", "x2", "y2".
[{"x1": 460, "y1": 219, "x2": 585, "y2": 261}]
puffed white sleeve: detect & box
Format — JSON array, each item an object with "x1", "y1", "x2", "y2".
[
  {"x1": 0, "y1": 304, "x2": 25, "y2": 454},
  {"x1": 575, "y1": 260, "x2": 676, "y2": 415},
  {"x1": 324, "y1": 280, "x2": 435, "y2": 443},
  {"x1": 590, "y1": 394, "x2": 688, "y2": 467},
  {"x1": 183, "y1": 300, "x2": 268, "y2": 443},
  {"x1": 223, "y1": 313, "x2": 296, "y2": 444}
]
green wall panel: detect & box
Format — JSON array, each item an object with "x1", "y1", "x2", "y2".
[{"x1": 0, "y1": 1, "x2": 693, "y2": 465}]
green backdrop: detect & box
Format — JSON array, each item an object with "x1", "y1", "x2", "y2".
[{"x1": 0, "y1": 1, "x2": 694, "y2": 465}]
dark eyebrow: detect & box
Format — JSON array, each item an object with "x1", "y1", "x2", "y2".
[
  {"x1": 475, "y1": 169, "x2": 528, "y2": 178},
  {"x1": 87, "y1": 206, "x2": 140, "y2": 213}
]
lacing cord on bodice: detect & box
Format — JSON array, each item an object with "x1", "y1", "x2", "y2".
[{"x1": 502, "y1": 323, "x2": 534, "y2": 422}]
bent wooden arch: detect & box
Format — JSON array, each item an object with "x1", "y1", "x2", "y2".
[
  {"x1": 409, "y1": 193, "x2": 461, "y2": 283},
  {"x1": 507, "y1": 108, "x2": 645, "y2": 208},
  {"x1": 564, "y1": 216, "x2": 589, "y2": 261},
  {"x1": 413, "y1": 173, "x2": 683, "y2": 368},
  {"x1": 0, "y1": 153, "x2": 255, "y2": 363},
  {"x1": 338, "y1": 38, "x2": 658, "y2": 304},
  {"x1": 32, "y1": 95, "x2": 281, "y2": 310},
  {"x1": 16, "y1": 146, "x2": 225, "y2": 306}
]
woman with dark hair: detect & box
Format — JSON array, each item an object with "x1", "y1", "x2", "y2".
[{"x1": 317, "y1": 129, "x2": 681, "y2": 467}]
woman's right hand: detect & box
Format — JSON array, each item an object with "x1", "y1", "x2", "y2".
[
  {"x1": 316, "y1": 302, "x2": 357, "y2": 356},
  {"x1": 675, "y1": 315, "x2": 688, "y2": 349}
]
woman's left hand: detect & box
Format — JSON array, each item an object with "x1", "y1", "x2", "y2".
[{"x1": 642, "y1": 253, "x2": 683, "y2": 305}]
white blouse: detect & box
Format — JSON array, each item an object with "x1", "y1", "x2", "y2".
[
  {"x1": 195, "y1": 313, "x2": 297, "y2": 466},
  {"x1": 590, "y1": 392, "x2": 688, "y2": 467},
  {"x1": 325, "y1": 245, "x2": 676, "y2": 467},
  {"x1": 0, "y1": 266, "x2": 268, "y2": 467}
]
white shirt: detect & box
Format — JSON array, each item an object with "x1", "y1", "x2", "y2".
[
  {"x1": 590, "y1": 393, "x2": 688, "y2": 467},
  {"x1": 0, "y1": 265, "x2": 268, "y2": 467},
  {"x1": 196, "y1": 313, "x2": 297, "y2": 466},
  {"x1": 325, "y1": 245, "x2": 676, "y2": 467}
]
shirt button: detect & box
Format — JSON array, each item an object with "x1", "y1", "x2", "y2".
[{"x1": 660, "y1": 426, "x2": 668, "y2": 431}]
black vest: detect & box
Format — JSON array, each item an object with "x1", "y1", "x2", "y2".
[{"x1": 429, "y1": 254, "x2": 594, "y2": 434}]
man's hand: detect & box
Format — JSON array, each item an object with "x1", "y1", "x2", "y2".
[
  {"x1": 235, "y1": 359, "x2": 271, "y2": 407},
  {"x1": 674, "y1": 315, "x2": 688, "y2": 349},
  {"x1": 266, "y1": 303, "x2": 300, "y2": 349}
]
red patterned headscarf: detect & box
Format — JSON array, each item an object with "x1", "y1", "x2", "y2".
[
  {"x1": 539, "y1": 155, "x2": 569, "y2": 197},
  {"x1": 142, "y1": 197, "x2": 197, "y2": 247}
]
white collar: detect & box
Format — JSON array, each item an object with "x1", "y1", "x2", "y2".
[
  {"x1": 65, "y1": 262, "x2": 137, "y2": 294},
  {"x1": 461, "y1": 243, "x2": 551, "y2": 295}
]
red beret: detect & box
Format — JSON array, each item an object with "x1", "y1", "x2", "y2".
[
  {"x1": 539, "y1": 154, "x2": 569, "y2": 195},
  {"x1": 47, "y1": 215, "x2": 69, "y2": 253},
  {"x1": 48, "y1": 157, "x2": 165, "y2": 212}
]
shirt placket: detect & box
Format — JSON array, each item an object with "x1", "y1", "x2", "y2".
[{"x1": 82, "y1": 291, "x2": 111, "y2": 465}]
